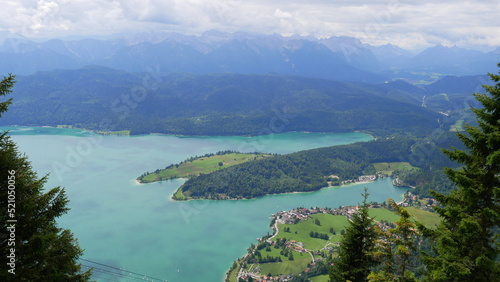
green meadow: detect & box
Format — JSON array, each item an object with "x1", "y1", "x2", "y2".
[
  {"x1": 373, "y1": 162, "x2": 418, "y2": 176},
  {"x1": 450, "y1": 119, "x2": 465, "y2": 132},
  {"x1": 406, "y1": 207, "x2": 441, "y2": 228},
  {"x1": 138, "y1": 152, "x2": 269, "y2": 183},
  {"x1": 310, "y1": 275, "x2": 330, "y2": 282},
  {"x1": 273, "y1": 214, "x2": 349, "y2": 251},
  {"x1": 368, "y1": 207, "x2": 401, "y2": 222},
  {"x1": 253, "y1": 214, "x2": 348, "y2": 276},
  {"x1": 258, "y1": 253, "x2": 312, "y2": 276},
  {"x1": 370, "y1": 207, "x2": 441, "y2": 228}
]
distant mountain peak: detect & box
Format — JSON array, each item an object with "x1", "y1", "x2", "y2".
[
  {"x1": 0, "y1": 30, "x2": 497, "y2": 79},
  {"x1": 200, "y1": 30, "x2": 233, "y2": 42},
  {"x1": 319, "y1": 36, "x2": 365, "y2": 53}
]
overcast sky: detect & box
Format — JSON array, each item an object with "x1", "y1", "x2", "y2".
[{"x1": 1, "y1": 0, "x2": 499, "y2": 50}]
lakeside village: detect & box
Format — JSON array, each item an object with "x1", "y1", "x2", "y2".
[
  {"x1": 327, "y1": 173, "x2": 391, "y2": 187},
  {"x1": 329, "y1": 173, "x2": 413, "y2": 189},
  {"x1": 230, "y1": 191, "x2": 435, "y2": 282}
]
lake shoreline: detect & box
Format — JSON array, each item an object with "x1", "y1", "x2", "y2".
[
  {"x1": 167, "y1": 177, "x2": 396, "y2": 202},
  {"x1": 1, "y1": 125, "x2": 374, "y2": 140}
]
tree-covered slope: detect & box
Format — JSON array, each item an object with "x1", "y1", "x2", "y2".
[
  {"x1": 1, "y1": 66, "x2": 442, "y2": 136},
  {"x1": 176, "y1": 133, "x2": 463, "y2": 200}
]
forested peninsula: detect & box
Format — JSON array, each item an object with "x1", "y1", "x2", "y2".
[
  {"x1": 171, "y1": 133, "x2": 462, "y2": 200},
  {"x1": 137, "y1": 150, "x2": 271, "y2": 183}
]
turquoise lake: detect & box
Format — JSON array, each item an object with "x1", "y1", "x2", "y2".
[{"x1": 4, "y1": 127, "x2": 409, "y2": 282}]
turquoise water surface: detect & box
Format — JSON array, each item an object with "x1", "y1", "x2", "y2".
[{"x1": 5, "y1": 127, "x2": 407, "y2": 282}]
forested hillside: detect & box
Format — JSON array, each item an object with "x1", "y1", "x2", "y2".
[
  {"x1": 177, "y1": 133, "x2": 463, "y2": 200},
  {"x1": 1, "y1": 66, "x2": 444, "y2": 136}
]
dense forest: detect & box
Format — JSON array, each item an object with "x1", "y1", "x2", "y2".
[
  {"x1": 0, "y1": 66, "x2": 475, "y2": 137},
  {"x1": 177, "y1": 132, "x2": 463, "y2": 200}
]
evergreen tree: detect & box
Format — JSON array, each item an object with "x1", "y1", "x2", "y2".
[
  {"x1": 330, "y1": 188, "x2": 377, "y2": 282},
  {"x1": 368, "y1": 225, "x2": 395, "y2": 282},
  {"x1": 0, "y1": 74, "x2": 91, "y2": 281},
  {"x1": 422, "y1": 64, "x2": 500, "y2": 281},
  {"x1": 368, "y1": 199, "x2": 418, "y2": 282}
]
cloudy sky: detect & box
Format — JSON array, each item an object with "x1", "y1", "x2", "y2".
[{"x1": 1, "y1": 0, "x2": 499, "y2": 50}]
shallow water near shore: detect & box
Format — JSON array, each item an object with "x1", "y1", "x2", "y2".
[{"x1": 5, "y1": 127, "x2": 408, "y2": 282}]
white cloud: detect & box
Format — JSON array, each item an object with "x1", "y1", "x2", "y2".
[
  {"x1": 29, "y1": 0, "x2": 70, "y2": 32},
  {"x1": 0, "y1": 0, "x2": 498, "y2": 50}
]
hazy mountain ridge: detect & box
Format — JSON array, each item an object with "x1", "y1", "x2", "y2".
[{"x1": 1, "y1": 31, "x2": 497, "y2": 82}]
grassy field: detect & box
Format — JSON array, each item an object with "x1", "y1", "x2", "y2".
[
  {"x1": 56, "y1": 125, "x2": 72, "y2": 128},
  {"x1": 138, "y1": 153, "x2": 269, "y2": 183},
  {"x1": 97, "y1": 130, "x2": 131, "y2": 135},
  {"x1": 172, "y1": 187, "x2": 187, "y2": 200},
  {"x1": 438, "y1": 93, "x2": 450, "y2": 101},
  {"x1": 226, "y1": 264, "x2": 239, "y2": 282},
  {"x1": 310, "y1": 274, "x2": 330, "y2": 282},
  {"x1": 406, "y1": 207, "x2": 441, "y2": 228},
  {"x1": 450, "y1": 119, "x2": 464, "y2": 132},
  {"x1": 372, "y1": 162, "x2": 418, "y2": 176},
  {"x1": 273, "y1": 214, "x2": 348, "y2": 251},
  {"x1": 368, "y1": 208, "x2": 401, "y2": 222},
  {"x1": 258, "y1": 213, "x2": 346, "y2": 277},
  {"x1": 370, "y1": 207, "x2": 441, "y2": 229},
  {"x1": 258, "y1": 252, "x2": 312, "y2": 276}
]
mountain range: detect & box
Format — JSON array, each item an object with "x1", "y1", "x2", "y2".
[
  {"x1": 1, "y1": 31, "x2": 498, "y2": 82},
  {"x1": 0, "y1": 65, "x2": 491, "y2": 136}
]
